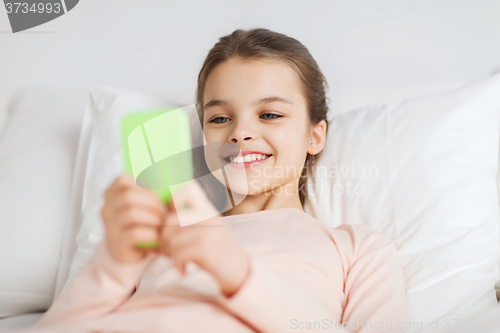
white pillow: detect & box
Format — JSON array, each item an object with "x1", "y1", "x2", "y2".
[
  {"x1": 0, "y1": 86, "x2": 87, "y2": 318},
  {"x1": 56, "y1": 78, "x2": 493, "y2": 325},
  {"x1": 52, "y1": 101, "x2": 95, "y2": 300},
  {"x1": 328, "y1": 79, "x2": 467, "y2": 117},
  {"x1": 304, "y1": 74, "x2": 500, "y2": 331},
  {"x1": 55, "y1": 85, "x2": 184, "y2": 297}
]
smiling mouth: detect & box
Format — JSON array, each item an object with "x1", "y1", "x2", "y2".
[{"x1": 223, "y1": 154, "x2": 272, "y2": 164}]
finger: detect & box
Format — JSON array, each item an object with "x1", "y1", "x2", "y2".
[
  {"x1": 149, "y1": 248, "x2": 161, "y2": 255},
  {"x1": 169, "y1": 246, "x2": 194, "y2": 275},
  {"x1": 115, "y1": 207, "x2": 164, "y2": 229},
  {"x1": 160, "y1": 225, "x2": 197, "y2": 250},
  {"x1": 105, "y1": 174, "x2": 136, "y2": 200},
  {"x1": 159, "y1": 218, "x2": 196, "y2": 257},
  {"x1": 170, "y1": 181, "x2": 205, "y2": 208},
  {"x1": 167, "y1": 198, "x2": 177, "y2": 214},
  {"x1": 170, "y1": 181, "x2": 219, "y2": 217},
  {"x1": 127, "y1": 225, "x2": 160, "y2": 250},
  {"x1": 168, "y1": 182, "x2": 197, "y2": 213},
  {"x1": 113, "y1": 189, "x2": 167, "y2": 217},
  {"x1": 159, "y1": 213, "x2": 181, "y2": 247},
  {"x1": 159, "y1": 216, "x2": 170, "y2": 256},
  {"x1": 163, "y1": 211, "x2": 181, "y2": 228},
  {"x1": 159, "y1": 226, "x2": 171, "y2": 257},
  {"x1": 106, "y1": 175, "x2": 166, "y2": 215},
  {"x1": 172, "y1": 258, "x2": 185, "y2": 275},
  {"x1": 175, "y1": 209, "x2": 222, "y2": 227}
]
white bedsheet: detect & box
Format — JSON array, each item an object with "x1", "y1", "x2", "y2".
[{"x1": 0, "y1": 312, "x2": 44, "y2": 331}]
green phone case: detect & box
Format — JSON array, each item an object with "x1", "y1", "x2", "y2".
[{"x1": 120, "y1": 107, "x2": 193, "y2": 249}]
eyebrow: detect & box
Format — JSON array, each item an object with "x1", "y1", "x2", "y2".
[{"x1": 203, "y1": 96, "x2": 293, "y2": 111}]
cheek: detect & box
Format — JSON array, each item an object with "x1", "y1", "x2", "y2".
[
  {"x1": 203, "y1": 128, "x2": 227, "y2": 143},
  {"x1": 203, "y1": 131, "x2": 219, "y2": 149},
  {"x1": 271, "y1": 128, "x2": 307, "y2": 162}
]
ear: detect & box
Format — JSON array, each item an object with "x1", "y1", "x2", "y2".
[{"x1": 307, "y1": 120, "x2": 327, "y2": 155}]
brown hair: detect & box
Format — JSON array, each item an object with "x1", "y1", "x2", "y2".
[{"x1": 195, "y1": 27, "x2": 329, "y2": 208}]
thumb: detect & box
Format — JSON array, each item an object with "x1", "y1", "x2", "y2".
[{"x1": 167, "y1": 195, "x2": 178, "y2": 214}]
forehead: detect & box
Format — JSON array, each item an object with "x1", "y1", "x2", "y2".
[{"x1": 203, "y1": 58, "x2": 304, "y2": 108}]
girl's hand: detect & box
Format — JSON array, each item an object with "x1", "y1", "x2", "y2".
[
  {"x1": 101, "y1": 174, "x2": 166, "y2": 264},
  {"x1": 160, "y1": 181, "x2": 251, "y2": 297}
]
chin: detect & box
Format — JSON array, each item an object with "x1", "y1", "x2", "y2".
[{"x1": 215, "y1": 171, "x2": 272, "y2": 195}]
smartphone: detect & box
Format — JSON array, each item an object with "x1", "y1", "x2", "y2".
[{"x1": 120, "y1": 107, "x2": 193, "y2": 249}]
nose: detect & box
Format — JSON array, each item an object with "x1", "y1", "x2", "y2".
[{"x1": 229, "y1": 121, "x2": 255, "y2": 144}]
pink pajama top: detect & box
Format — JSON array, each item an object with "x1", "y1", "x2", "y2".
[{"x1": 29, "y1": 207, "x2": 407, "y2": 333}]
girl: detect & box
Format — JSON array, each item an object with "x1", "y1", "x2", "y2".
[{"x1": 30, "y1": 28, "x2": 407, "y2": 333}]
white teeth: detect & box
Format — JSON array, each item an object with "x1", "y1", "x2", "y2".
[{"x1": 229, "y1": 154, "x2": 270, "y2": 163}]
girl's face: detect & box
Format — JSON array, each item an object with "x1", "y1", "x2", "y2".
[{"x1": 202, "y1": 58, "x2": 321, "y2": 203}]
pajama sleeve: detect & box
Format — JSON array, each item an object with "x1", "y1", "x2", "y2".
[
  {"x1": 336, "y1": 224, "x2": 408, "y2": 333},
  {"x1": 30, "y1": 239, "x2": 157, "y2": 330}
]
